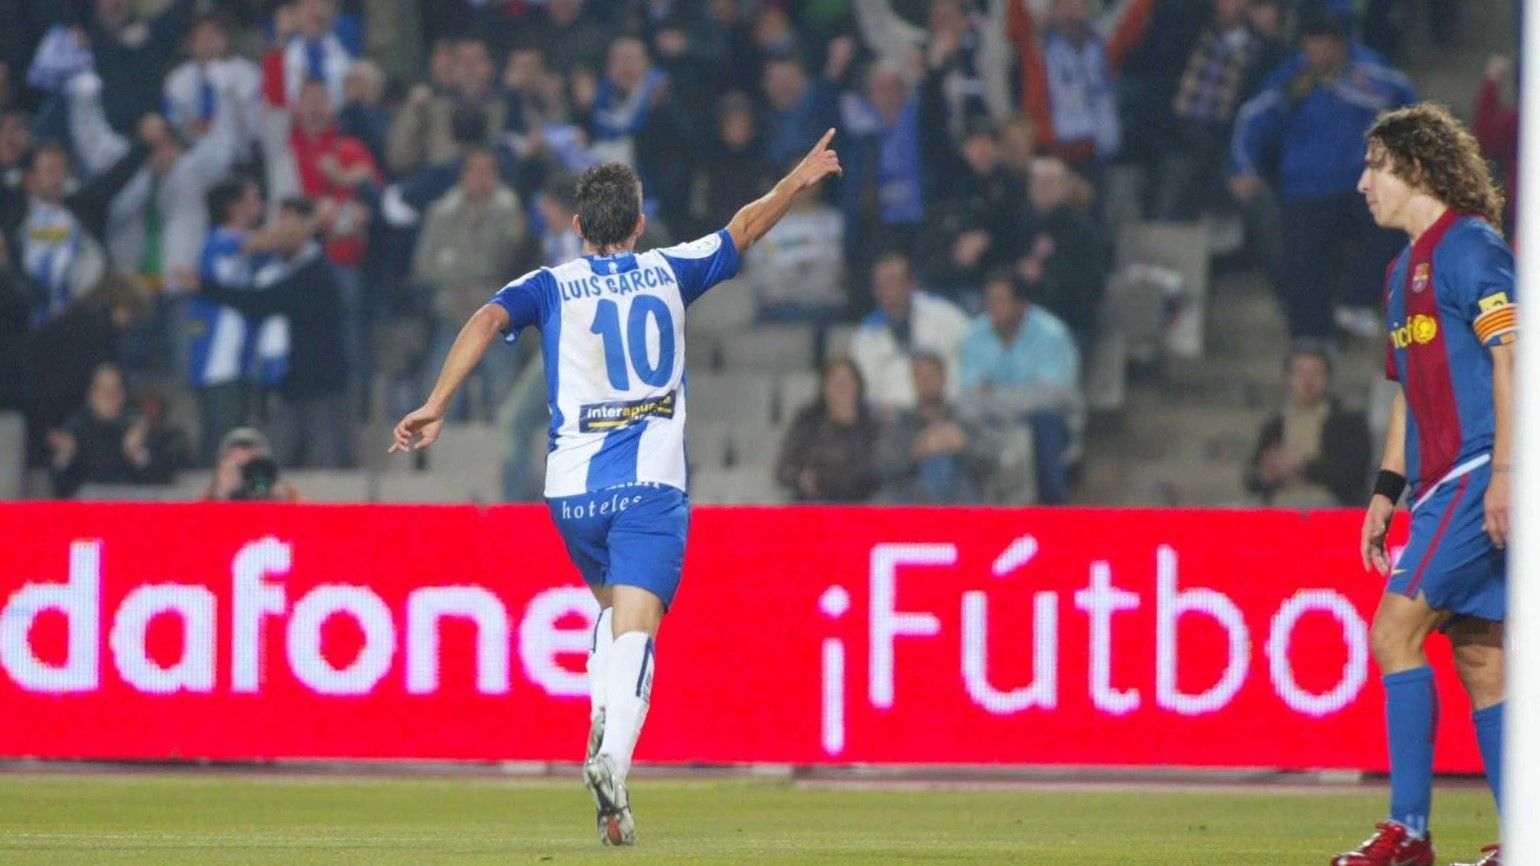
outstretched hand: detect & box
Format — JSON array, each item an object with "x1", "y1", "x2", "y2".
[
  {"x1": 788, "y1": 128, "x2": 842, "y2": 191},
  {"x1": 389, "y1": 405, "x2": 445, "y2": 453}
]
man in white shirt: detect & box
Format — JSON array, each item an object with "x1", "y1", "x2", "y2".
[{"x1": 848, "y1": 250, "x2": 970, "y2": 409}]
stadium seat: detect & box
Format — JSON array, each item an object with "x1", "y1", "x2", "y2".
[
  {"x1": 375, "y1": 469, "x2": 499, "y2": 503},
  {"x1": 1116, "y1": 221, "x2": 1210, "y2": 359},
  {"x1": 426, "y1": 423, "x2": 506, "y2": 475},
  {"x1": 686, "y1": 420, "x2": 730, "y2": 472},
  {"x1": 687, "y1": 279, "x2": 757, "y2": 333},
  {"x1": 1083, "y1": 330, "x2": 1127, "y2": 413},
  {"x1": 73, "y1": 483, "x2": 185, "y2": 502},
  {"x1": 717, "y1": 324, "x2": 815, "y2": 372},
  {"x1": 983, "y1": 423, "x2": 1037, "y2": 505},
  {"x1": 1102, "y1": 163, "x2": 1146, "y2": 229},
  {"x1": 686, "y1": 372, "x2": 775, "y2": 426},
  {"x1": 689, "y1": 464, "x2": 783, "y2": 504},
  {"x1": 0, "y1": 412, "x2": 23, "y2": 500},
  {"x1": 279, "y1": 470, "x2": 371, "y2": 503}
]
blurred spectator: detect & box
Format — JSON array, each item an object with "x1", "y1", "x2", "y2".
[
  {"x1": 164, "y1": 12, "x2": 264, "y2": 165},
  {"x1": 1019, "y1": 156, "x2": 1109, "y2": 353},
  {"x1": 774, "y1": 356, "x2": 881, "y2": 503},
  {"x1": 338, "y1": 59, "x2": 391, "y2": 171},
  {"x1": 534, "y1": 172, "x2": 586, "y2": 266},
  {"x1": 691, "y1": 93, "x2": 775, "y2": 236},
  {"x1": 876, "y1": 351, "x2": 997, "y2": 503},
  {"x1": 514, "y1": 0, "x2": 613, "y2": 77},
  {"x1": 503, "y1": 47, "x2": 576, "y2": 142},
  {"x1": 1151, "y1": 0, "x2": 1286, "y2": 221},
  {"x1": 1007, "y1": 0, "x2": 1152, "y2": 170},
  {"x1": 958, "y1": 271, "x2": 1080, "y2": 505},
  {"x1": 360, "y1": 0, "x2": 424, "y2": 89},
  {"x1": 127, "y1": 385, "x2": 192, "y2": 483},
  {"x1": 743, "y1": 166, "x2": 845, "y2": 323},
  {"x1": 387, "y1": 37, "x2": 507, "y2": 175},
  {"x1": 47, "y1": 362, "x2": 184, "y2": 497},
  {"x1": 0, "y1": 110, "x2": 33, "y2": 200},
  {"x1": 577, "y1": 36, "x2": 693, "y2": 229},
  {"x1": 1474, "y1": 54, "x2": 1517, "y2": 237},
  {"x1": 759, "y1": 39, "x2": 850, "y2": 171},
  {"x1": 263, "y1": 0, "x2": 355, "y2": 110},
  {"x1": 0, "y1": 231, "x2": 39, "y2": 424},
  {"x1": 82, "y1": 0, "x2": 198, "y2": 135},
  {"x1": 849, "y1": 251, "x2": 970, "y2": 410},
  {"x1": 633, "y1": 0, "x2": 727, "y2": 131},
  {"x1": 192, "y1": 178, "x2": 308, "y2": 465},
  {"x1": 193, "y1": 197, "x2": 351, "y2": 469},
  {"x1": 68, "y1": 72, "x2": 239, "y2": 298},
  {"x1": 412, "y1": 149, "x2": 528, "y2": 420},
  {"x1": 891, "y1": 0, "x2": 1014, "y2": 146},
  {"x1": 1245, "y1": 345, "x2": 1369, "y2": 506},
  {"x1": 30, "y1": 276, "x2": 152, "y2": 441},
  {"x1": 840, "y1": 62, "x2": 924, "y2": 266},
  {"x1": 201, "y1": 425, "x2": 301, "y2": 501},
  {"x1": 1229, "y1": 10, "x2": 1413, "y2": 341},
  {"x1": 0, "y1": 140, "x2": 134, "y2": 326},
  {"x1": 919, "y1": 119, "x2": 1031, "y2": 301},
  {"x1": 269, "y1": 78, "x2": 381, "y2": 389}
]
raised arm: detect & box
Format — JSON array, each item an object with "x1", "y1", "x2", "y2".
[{"x1": 726, "y1": 128, "x2": 842, "y2": 253}]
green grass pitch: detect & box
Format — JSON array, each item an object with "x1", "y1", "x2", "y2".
[{"x1": 0, "y1": 773, "x2": 1497, "y2": 864}]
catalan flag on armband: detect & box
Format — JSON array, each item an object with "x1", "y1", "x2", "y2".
[{"x1": 1472, "y1": 292, "x2": 1517, "y2": 346}]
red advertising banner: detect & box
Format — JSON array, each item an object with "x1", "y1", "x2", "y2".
[{"x1": 0, "y1": 503, "x2": 1479, "y2": 771}]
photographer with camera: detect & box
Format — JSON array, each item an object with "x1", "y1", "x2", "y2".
[{"x1": 200, "y1": 427, "x2": 300, "y2": 501}]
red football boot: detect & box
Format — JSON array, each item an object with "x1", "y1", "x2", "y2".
[
  {"x1": 1450, "y1": 844, "x2": 1500, "y2": 866},
  {"x1": 1331, "y1": 822, "x2": 1435, "y2": 866}
]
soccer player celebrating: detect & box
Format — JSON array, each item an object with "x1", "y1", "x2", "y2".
[
  {"x1": 391, "y1": 131, "x2": 842, "y2": 845},
  {"x1": 1339, "y1": 104, "x2": 1513, "y2": 866}
]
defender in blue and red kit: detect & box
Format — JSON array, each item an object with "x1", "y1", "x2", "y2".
[{"x1": 1334, "y1": 105, "x2": 1514, "y2": 866}]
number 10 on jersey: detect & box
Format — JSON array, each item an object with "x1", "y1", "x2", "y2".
[{"x1": 590, "y1": 297, "x2": 676, "y2": 390}]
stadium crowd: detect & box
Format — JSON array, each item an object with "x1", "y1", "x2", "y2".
[{"x1": 0, "y1": 0, "x2": 1492, "y2": 503}]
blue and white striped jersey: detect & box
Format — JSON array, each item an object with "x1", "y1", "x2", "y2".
[{"x1": 491, "y1": 228, "x2": 740, "y2": 497}]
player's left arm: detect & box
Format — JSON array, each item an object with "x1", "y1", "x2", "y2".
[
  {"x1": 726, "y1": 128, "x2": 842, "y2": 254},
  {"x1": 1486, "y1": 340, "x2": 1514, "y2": 547},
  {"x1": 1463, "y1": 229, "x2": 1517, "y2": 547},
  {"x1": 390, "y1": 303, "x2": 510, "y2": 452}
]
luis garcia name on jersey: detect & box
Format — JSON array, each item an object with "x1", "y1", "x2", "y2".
[{"x1": 558, "y1": 263, "x2": 677, "y2": 302}]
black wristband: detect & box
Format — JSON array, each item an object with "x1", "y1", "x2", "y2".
[{"x1": 1373, "y1": 470, "x2": 1406, "y2": 504}]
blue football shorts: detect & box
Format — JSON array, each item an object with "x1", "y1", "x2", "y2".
[
  {"x1": 546, "y1": 482, "x2": 691, "y2": 610},
  {"x1": 1387, "y1": 461, "x2": 1506, "y2": 625}
]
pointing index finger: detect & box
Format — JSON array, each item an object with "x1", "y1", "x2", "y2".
[{"x1": 814, "y1": 127, "x2": 835, "y2": 152}]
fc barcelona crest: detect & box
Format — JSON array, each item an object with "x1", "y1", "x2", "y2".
[{"x1": 1411, "y1": 262, "x2": 1430, "y2": 293}]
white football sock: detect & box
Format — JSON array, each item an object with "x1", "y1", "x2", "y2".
[
  {"x1": 598, "y1": 631, "x2": 654, "y2": 781},
  {"x1": 587, "y1": 607, "x2": 614, "y2": 721}
]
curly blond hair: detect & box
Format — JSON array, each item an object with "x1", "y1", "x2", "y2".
[{"x1": 1367, "y1": 103, "x2": 1505, "y2": 230}]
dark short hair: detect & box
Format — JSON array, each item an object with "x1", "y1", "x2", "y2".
[
  {"x1": 450, "y1": 104, "x2": 487, "y2": 146},
  {"x1": 206, "y1": 178, "x2": 252, "y2": 225},
  {"x1": 575, "y1": 163, "x2": 642, "y2": 250},
  {"x1": 279, "y1": 195, "x2": 316, "y2": 220},
  {"x1": 190, "y1": 10, "x2": 230, "y2": 35},
  {"x1": 1297, "y1": 7, "x2": 1351, "y2": 40},
  {"x1": 1285, "y1": 343, "x2": 1335, "y2": 375},
  {"x1": 24, "y1": 141, "x2": 70, "y2": 172}
]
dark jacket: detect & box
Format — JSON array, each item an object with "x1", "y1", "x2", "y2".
[
  {"x1": 89, "y1": 0, "x2": 197, "y2": 134},
  {"x1": 200, "y1": 248, "x2": 349, "y2": 399},
  {"x1": 1245, "y1": 397, "x2": 1371, "y2": 506},
  {"x1": 1031, "y1": 205, "x2": 1110, "y2": 338},
  {"x1": 775, "y1": 404, "x2": 881, "y2": 503}
]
